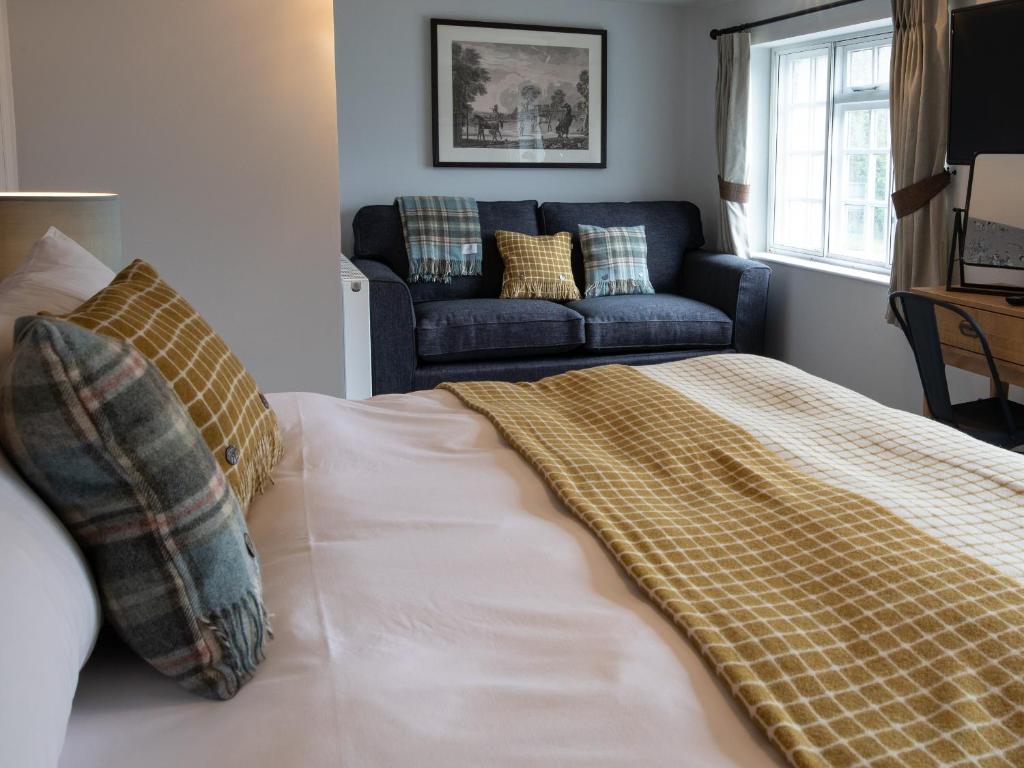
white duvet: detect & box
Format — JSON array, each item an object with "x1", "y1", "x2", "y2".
[
  {"x1": 60, "y1": 380, "x2": 780, "y2": 767},
  {"x1": 59, "y1": 356, "x2": 1024, "y2": 768}
]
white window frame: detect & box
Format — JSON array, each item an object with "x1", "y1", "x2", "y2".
[{"x1": 767, "y1": 29, "x2": 893, "y2": 274}]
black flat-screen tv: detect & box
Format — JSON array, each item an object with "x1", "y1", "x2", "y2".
[{"x1": 948, "y1": 0, "x2": 1024, "y2": 166}]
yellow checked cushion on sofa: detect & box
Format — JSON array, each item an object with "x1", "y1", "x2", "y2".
[
  {"x1": 57, "y1": 259, "x2": 282, "y2": 511},
  {"x1": 495, "y1": 230, "x2": 580, "y2": 301}
]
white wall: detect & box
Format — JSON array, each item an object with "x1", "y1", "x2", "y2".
[
  {"x1": 7, "y1": 0, "x2": 342, "y2": 395},
  {"x1": 679, "y1": 0, "x2": 996, "y2": 413},
  {"x1": 335, "y1": 0, "x2": 689, "y2": 255}
]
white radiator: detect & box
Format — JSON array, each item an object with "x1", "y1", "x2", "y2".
[{"x1": 339, "y1": 253, "x2": 372, "y2": 400}]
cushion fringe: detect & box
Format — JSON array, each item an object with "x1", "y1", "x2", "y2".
[
  {"x1": 585, "y1": 278, "x2": 655, "y2": 298},
  {"x1": 193, "y1": 589, "x2": 272, "y2": 701},
  {"x1": 246, "y1": 431, "x2": 283, "y2": 502},
  {"x1": 409, "y1": 254, "x2": 483, "y2": 284},
  {"x1": 502, "y1": 278, "x2": 581, "y2": 301}
]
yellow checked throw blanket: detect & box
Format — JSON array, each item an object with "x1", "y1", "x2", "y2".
[{"x1": 441, "y1": 363, "x2": 1024, "y2": 768}]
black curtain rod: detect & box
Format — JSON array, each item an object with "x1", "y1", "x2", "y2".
[{"x1": 710, "y1": 0, "x2": 868, "y2": 40}]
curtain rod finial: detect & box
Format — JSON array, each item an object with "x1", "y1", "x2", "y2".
[{"x1": 710, "y1": 29, "x2": 720, "y2": 40}]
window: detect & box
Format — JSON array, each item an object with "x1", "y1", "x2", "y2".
[{"x1": 768, "y1": 31, "x2": 894, "y2": 271}]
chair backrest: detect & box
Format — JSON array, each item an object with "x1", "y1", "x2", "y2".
[{"x1": 889, "y1": 291, "x2": 1016, "y2": 433}]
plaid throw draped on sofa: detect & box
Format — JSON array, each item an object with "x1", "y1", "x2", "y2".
[{"x1": 397, "y1": 196, "x2": 483, "y2": 283}]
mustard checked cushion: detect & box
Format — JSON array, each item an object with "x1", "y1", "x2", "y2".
[
  {"x1": 0, "y1": 317, "x2": 268, "y2": 700},
  {"x1": 495, "y1": 230, "x2": 581, "y2": 301},
  {"x1": 56, "y1": 259, "x2": 281, "y2": 512},
  {"x1": 578, "y1": 224, "x2": 655, "y2": 298}
]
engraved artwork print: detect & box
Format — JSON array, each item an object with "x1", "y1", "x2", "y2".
[{"x1": 433, "y1": 21, "x2": 606, "y2": 168}]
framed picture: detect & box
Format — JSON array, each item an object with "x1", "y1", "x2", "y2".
[
  {"x1": 431, "y1": 19, "x2": 606, "y2": 168},
  {"x1": 956, "y1": 152, "x2": 1024, "y2": 293}
]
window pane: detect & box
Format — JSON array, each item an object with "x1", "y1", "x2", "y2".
[
  {"x1": 872, "y1": 155, "x2": 889, "y2": 202},
  {"x1": 791, "y1": 57, "x2": 812, "y2": 103},
  {"x1": 871, "y1": 109, "x2": 889, "y2": 150},
  {"x1": 812, "y1": 105, "x2": 827, "y2": 146},
  {"x1": 813, "y1": 55, "x2": 829, "y2": 101},
  {"x1": 848, "y1": 48, "x2": 874, "y2": 87},
  {"x1": 771, "y1": 33, "x2": 895, "y2": 269},
  {"x1": 773, "y1": 49, "x2": 829, "y2": 253},
  {"x1": 846, "y1": 154, "x2": 868, "y2": 199},
  {"x1": 872, "y1": 206, "x2": 887, "y2": 252},
  {"x1": 830, "y1": 101, "x2": 894, "y2": 264},
  {"x1": 783, "y1": 201, "x2": 824, "y2": 251},
  {"x1": 846, "y1": 110, "x2": 870, "y2": 148},
  {"x1": 845, "y1": 205, "x2": 865, "y2": 249},
  {"x1": 786, "y1": 154, "x2": 809, "y2": 198},
  {"x1": 875, "y1": 45, "x2": 891, "y2": 86},
  {"x1": 787, "y1": 106, "x2": 812, "y2": 149},
  {"x1": 810, "y1": 153, "x2": 825, "y2": 191}
]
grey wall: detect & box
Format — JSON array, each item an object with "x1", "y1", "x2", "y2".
[
  {"x1": 8, "y1": 0, "x2": 343, "y2": 395},
  {"x1": 335, "y1": 0, "x2": 688, "y2": 255}
]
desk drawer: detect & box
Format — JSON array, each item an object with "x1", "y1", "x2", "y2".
[{"x1": 935, "y1": 305, "x2": 1024, "y2": 365}]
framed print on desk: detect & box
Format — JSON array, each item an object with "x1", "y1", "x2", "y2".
[
  {"x1": 949, "y1": 152, "x2": 1024, "y2": 295},
  {"x1": 431, "y1": 19, "x2": 606, "y2": 168}
]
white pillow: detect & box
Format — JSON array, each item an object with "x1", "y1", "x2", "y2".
[
  {"x1": 0, "y1": 227, "x2": 115, "y2": 369},
  {"x1": 0, "y1": 451, "x2": 101, "y2": 768}
]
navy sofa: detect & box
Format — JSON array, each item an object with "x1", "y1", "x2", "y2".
[{"x1": 352, "y1": 200, "x2": 770, "y2": 395}]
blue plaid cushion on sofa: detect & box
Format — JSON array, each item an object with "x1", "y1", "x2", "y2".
[
  {"x1": 578, "y1": 224, "x2": 655, "y2": 298},
  {"x1": 0, "y1": 317, "x2": 269, "y2": 700}
]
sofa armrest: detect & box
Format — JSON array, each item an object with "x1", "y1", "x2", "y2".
[
  {"x1": 679, "y1": 250, "x2": 771, "y2": 355},
  {"x1": 354, "y1": 258, "x2": 416, "y2": 395}
]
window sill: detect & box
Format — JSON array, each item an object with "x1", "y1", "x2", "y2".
[{"x1": 754, "y1": 251, "x2": 891, "y2": 287}]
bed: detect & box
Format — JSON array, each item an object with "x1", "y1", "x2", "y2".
[
  {"x1": 55, "y1": 353, "x2": 1024, "y2": 768},
  {"x1": 2, "y1": 213, "x2": 1022, "y2": 768}
]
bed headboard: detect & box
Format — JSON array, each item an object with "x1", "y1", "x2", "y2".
[{"x1": 0, "y1": 193, "x2": 122, "y2": 281}]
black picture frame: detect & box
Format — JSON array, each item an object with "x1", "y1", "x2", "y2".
[
  {"x1": 947, "y1": 151, "x2": 1024, "y2": 295},
  {"x1": 431, "y1": 18, "x2": 607, "y2": 169}
]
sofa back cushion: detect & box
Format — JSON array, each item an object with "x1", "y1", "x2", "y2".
[
  {"x1": 353, "y1": 201, "x2": 541, "y2": 302},
  {"x1": 539, "y1": 202, "x2": 705, "y2": 294}
]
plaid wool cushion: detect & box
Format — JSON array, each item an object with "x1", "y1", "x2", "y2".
[
  {"x1": 0, "y1": 318, "x2": 269, "y2": 700},
  {"x1": 495, "y1": 230, "x2": 581, "y2": 301},
  {"x1": 56, "y1": 260, "x2": 281, "y2": 512},
  {"x1": 578, "y1": 224, "x2": 655, "y2": 298}
]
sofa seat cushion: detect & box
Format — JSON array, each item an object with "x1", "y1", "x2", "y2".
[
  {"x1": 568, "y1": 294, "x2": 732, "y2": 352},
  {"x1": 416, "y1": 299, "x2": 584, "y2": 363}
]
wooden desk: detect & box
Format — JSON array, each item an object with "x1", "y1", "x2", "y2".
[{"x1": 910, "y1": 286, "x2": 1024, "y2": 398}]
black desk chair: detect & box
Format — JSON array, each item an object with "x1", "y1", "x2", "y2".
[{"x1": 890, "y1": 291, "x2": 1024, "y2": 451}]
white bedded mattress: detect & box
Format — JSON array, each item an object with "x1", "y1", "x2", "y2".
[
  {"x1": 59, "y1": 354, "x2": 1024, "y2": 767},
  {"x1": 59, "y1": 377, "x2": 783, "y2": 768}
]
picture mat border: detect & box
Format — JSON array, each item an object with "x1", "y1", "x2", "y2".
[
  {"x1": 959, "y1": 152, "x2": 1024, "y2": 292},
  {"x1": 431, "y1": 18, "x2": 607, "y2": 169}
]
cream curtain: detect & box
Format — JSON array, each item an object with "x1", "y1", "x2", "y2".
[
  {"x1": 715, "y1": 32, "x2": 751, "y2": 258},
  {"x1": 888, "y1": 0, "x2": 951, "y2": 315}
]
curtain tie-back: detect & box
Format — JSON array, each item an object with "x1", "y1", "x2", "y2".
[
  {"x1": 718, "y1": 175, "x2": 750, "y2": 204},
  {"x1": 891, "y1": 170, "x2": 951, "y2": 219}
]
